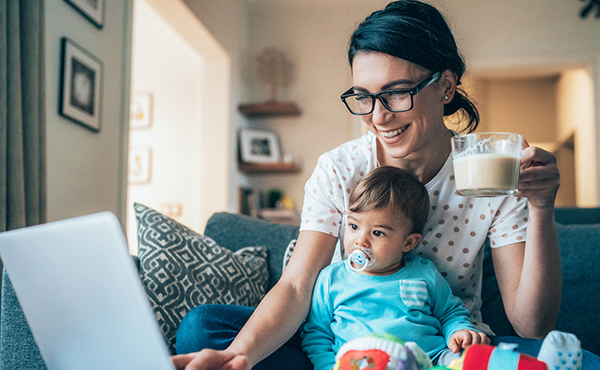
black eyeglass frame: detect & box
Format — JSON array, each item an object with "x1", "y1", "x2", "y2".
[{"x1": 340, "y1": 71, "x2": 443, "y2": 115}]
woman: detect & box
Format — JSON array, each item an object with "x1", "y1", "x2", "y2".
[{"x1": 173, "y1": 1, "x2": 582, "y2": 369}]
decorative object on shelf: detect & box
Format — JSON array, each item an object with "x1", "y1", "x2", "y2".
[
  {"x1": 239, "y1": 187, "x2": 261, "y2": 217},
  {"x1": 130, "y1": 92, "x2": 153, "y2": 129},
  {"x1": 257, "y1": 47, "x2": 293, "y2": 102},
  {"x1": 64, "y1": 0, "x2": 105, "y2": 28},
  {"x1": 128, "y1": 147, "x2": 152, "y2": 184},
  {"x1": 579, "y1": 0, "x2": 600, "y2": 18},
  {"x1": 237, "y1": 47, "x2": 301, "y2": 117},
  {"x1": 267, "y1": 189, "x2": 284, "y2": 208},
  {"x1": 239, "y1": 128, "x2": 282, "y2": 164},
  {"x1": 59, "y1": 38, "x2": 103, "y2": 132}
]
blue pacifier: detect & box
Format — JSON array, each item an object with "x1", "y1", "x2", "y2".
[{"x1": 348, "y1": 249, "x2": 375, "y2": 272}]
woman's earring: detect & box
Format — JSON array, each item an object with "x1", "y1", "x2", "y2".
[{"x1": 444, "y1": 96, "x2": 449, "y2": 100}]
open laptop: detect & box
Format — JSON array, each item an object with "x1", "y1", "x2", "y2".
[{"x1": 0, "y1": 212, "x2": 176, "y2": 370}]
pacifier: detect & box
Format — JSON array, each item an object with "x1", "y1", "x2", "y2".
[{"x1": 348, "y1": 249, "x2": 375, "y2": 272}]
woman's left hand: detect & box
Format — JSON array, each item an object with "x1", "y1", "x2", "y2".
[{"x1": 518, "y1": 140, "x2": 560, "y2": 210}]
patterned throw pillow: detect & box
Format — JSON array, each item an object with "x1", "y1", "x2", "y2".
[
  {"x1": 282, "y1": 239, "x2": 296, "y2": 272},
  {"x1": 134, "y1": 203, "x2": 269, "y2": 354}
]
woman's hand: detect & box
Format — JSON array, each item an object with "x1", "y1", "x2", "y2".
[
  {"x1": 518, "y1": 140, "x2": 560, "y2": 210},
  {"x1": 171, "y1": 349, "x2": 250, "y2": 370},
  {"x1": 447, "y1": 330, "x2": 490, "y2": 353}
]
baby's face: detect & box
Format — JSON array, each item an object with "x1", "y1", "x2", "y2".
[{"x1": 344, "y1": 206, "x2": 419, "y2": 275}]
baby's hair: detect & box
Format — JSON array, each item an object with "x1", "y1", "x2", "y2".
[{"x1": 348, "y1": 166, "x2": 430, "y2": 234}]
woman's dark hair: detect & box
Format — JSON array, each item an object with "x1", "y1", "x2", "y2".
[
  {"x1": 349, "y1": 166, "x2": 430, "y2": 235},
  {"x1": 348, "y1": 0, "x2": 479, "y2": 133}
]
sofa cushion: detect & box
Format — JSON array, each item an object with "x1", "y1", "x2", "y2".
[
  {"x1": 134, "y1": 204, "x2": 269, "y2": 355},
  {"x1": 555, "y1": 223, "x2": 600, "y2": 354},
  {"x1": 0, "y1": 270, "x2": 46, "y2": 370},
  {"x1": 204, "y1": 212, "x2": 300, "y2": 289}
]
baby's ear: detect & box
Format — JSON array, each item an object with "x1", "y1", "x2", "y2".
[{"x1": 403, "y1": 233, "x2": 422, "y2": 252}]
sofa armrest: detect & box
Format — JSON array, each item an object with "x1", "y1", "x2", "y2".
[
  {"x1": 555, "y1": 223, "x2": 600, "y2": 354},
  {"x1": 0, "y1": 268, "x2": 46, "y2": 370}
]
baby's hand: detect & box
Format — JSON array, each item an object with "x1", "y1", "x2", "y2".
[{"x1": 448, "y1": 329, "x2": 490, "y2": 353}]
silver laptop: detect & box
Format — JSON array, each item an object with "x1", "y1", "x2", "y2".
[{"x1": 0, "y1": 212, "x2": 175, "y2": 370}]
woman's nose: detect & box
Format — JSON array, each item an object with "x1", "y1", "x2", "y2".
[{"x1": 371, "y1": 98, "x2": 393, "y2": 126}]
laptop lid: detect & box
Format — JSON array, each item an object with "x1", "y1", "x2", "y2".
[{"x1": 0, "y1": 212, "x2": 175, "y2": 370}]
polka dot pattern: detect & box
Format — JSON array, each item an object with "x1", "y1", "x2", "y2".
[{"x1": 299, "y1": 132, "x2": 529, "y2": 335}]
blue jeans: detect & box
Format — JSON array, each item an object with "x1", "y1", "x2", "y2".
[
  {"x1": 177, "y1": 304, "x2": 600, "y2": 370},
  {"x1": 176, "y1": 304, "x2": 312, "y2": 370}
]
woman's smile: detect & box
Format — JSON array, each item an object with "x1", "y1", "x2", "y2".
[{"x1": 379, "y1": 124, "x2": 410, "y2": 140}]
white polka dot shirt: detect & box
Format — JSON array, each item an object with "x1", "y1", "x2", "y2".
[{"x1": 300, "y1": 132, "x2": 528, "y2": 335}]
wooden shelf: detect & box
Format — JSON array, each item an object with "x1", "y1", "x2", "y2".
[
  {"x1": 238, "y1": 101, "x2": 301, "y2": 117},
  {"x1": 238, "y1": 161, "x2": 301, "y2": 173}
]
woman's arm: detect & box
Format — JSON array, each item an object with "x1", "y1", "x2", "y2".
[
  {"x1": 172, "y1": 230, "x2": 338, "y2": 370},
  {"x1": 491, "y1": 144, "x2": 561, "y2": 339}
]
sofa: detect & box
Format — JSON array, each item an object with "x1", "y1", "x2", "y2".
[{"x1": 1, "y1": 205, "x2": 599, "y2": 369}]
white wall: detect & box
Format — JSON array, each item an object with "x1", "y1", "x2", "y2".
[
  {"x1": 127, "y1": 0, "x2": 230, "y2": 251},
  {"x1": 45, "y1": 0, "x2": 132, "y2": 225},
  {"x1": 181, "y1": 0, "x2": 251, "y2": 212},
  {"x1": 128, "y1": 0, "x2": 204, "y2": 250}
]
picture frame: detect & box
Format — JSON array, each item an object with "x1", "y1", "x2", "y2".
[
  {"x1": 129, "y1": 92, "x2": 153, "y2": 129},
  {"x1": 128, "y1": 147, "x2": 153, "y2": 184},
  {"x1": 239, "y1": 129, "x2": 281, "y2": 164},
  {"x1": 64, "y1": 0, "x2": 105, "y2": 29},
  {"x1": 59, "y1": 38, "x2": 103, "y2": 132}
]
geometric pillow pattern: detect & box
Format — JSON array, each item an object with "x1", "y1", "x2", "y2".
[{"x1": 134, "y1": 203, "x2": 269, "y2": 354}]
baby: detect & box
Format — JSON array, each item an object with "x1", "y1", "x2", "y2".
[{"x1": 301, "y1": 166, "x2": 489, "y2": 370}]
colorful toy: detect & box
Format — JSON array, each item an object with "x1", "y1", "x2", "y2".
[
  {"x1": 333, "y1": 333, "x2": 432, "y2": 370},
  {"x1": 334, "y1": 331, "x2": 582, "y2": 370},
  {"x1": 446, "y1": 344, "x2": 547, "y2": 370}
]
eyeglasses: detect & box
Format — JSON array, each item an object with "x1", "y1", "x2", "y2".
[{"x1": 340, "y1": 71, "x2": 442, "y2": 115}]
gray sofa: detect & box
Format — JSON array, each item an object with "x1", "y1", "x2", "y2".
[{"x1": 1, "y1": 208, "x2": 599, "y2": 369}]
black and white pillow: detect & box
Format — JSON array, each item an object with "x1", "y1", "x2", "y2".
[
  {"x1": 282, "y1": 239, "x2": 296, "y2": 272},
  {"x1": 134, "y1": 203, "x2": 269, "y2": 354}
]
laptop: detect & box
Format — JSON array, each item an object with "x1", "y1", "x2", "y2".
[{"x1": 0, "y1": 212, "x2": 175, "y2": 370}]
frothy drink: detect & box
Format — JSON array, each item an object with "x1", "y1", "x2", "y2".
[
  {"x1": 453, "y1": 154, "x2": 520, "y2": 196},
  {"x1": 451, "y1": 133, "x2": 523, "y2": 197}
]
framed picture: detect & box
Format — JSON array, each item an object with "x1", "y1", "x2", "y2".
[
  {"x1": 239, "y1": 129, "x2": 281, "y2": 163},
  {"x1": 128, "y1": 147, "x2": 152, "y2": 184},
  {"x1": 59, "y1": 38, "x2": 103, "y2": 132},
  {"x1": 130, "y1": 92, "x2": 153, "y2": 129},
  {"x1": 64, "y1": 0, "x2": 105, "y2": 28}
]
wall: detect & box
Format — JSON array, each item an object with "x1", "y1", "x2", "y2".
[
  {"x1": 557, "y1": 69, "x2": 596, "y2": 206},
  {"x1": 181, "y1": 0, "x2": 251, "y2": 211},
  {"x1": 128, "y1": 0, "x2": 203, "y2": 251},
  {"x1": 475, "y1": 77, "x2": 558, "y2": 145},
  {"x1": 45, "y1": 0, "x2": 132, "y2": 225},
  {"x1": 126, "y1": 0, "x2": 230, "y2": 251}
]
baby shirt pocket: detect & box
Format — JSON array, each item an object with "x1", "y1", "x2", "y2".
[{"x1": 399, "y1": 280, "x2": 428, "y2": 308}]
